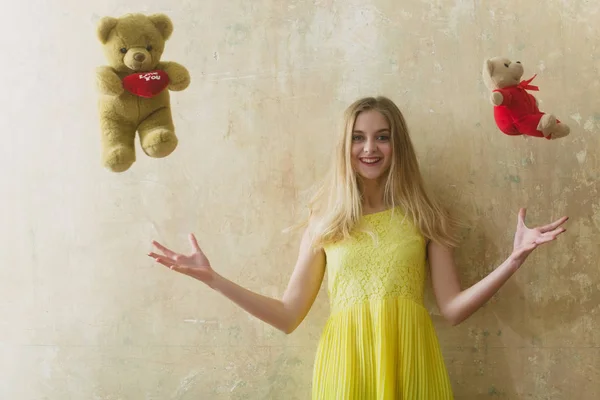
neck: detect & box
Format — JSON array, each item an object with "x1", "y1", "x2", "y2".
[{"x1": 359, "y1": 178, "x2": 386, "y2": 211}]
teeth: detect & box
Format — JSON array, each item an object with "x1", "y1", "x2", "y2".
[{"x1": 361, "y1": 158, "x2": 380, "y2": 164}]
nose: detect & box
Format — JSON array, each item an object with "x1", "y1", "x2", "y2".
[
  {"x1": 134, "y1": 52, "x2": 146, "y2": 62},
  {"x1": 364, "y1": 139, "x2": 377, "y2": 153}
]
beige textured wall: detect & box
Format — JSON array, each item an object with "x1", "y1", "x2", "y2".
[{"x1": 1, "y1": 0, "x2": 598, "y2": 398}]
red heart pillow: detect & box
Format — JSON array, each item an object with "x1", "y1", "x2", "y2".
[{"x1": 122, "y1": 70, "x2": 169, "y2": 98}]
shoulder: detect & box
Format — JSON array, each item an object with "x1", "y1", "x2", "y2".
[
  {"x1": 426, "y1": 239, "x2": 455, "y2": 263},
  {"x1": 301, "y1": 215, "x2": 326, "y2": 253}
]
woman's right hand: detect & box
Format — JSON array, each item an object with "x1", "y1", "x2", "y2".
[
  {"x1": 148, "y1": 233, "x2": 216, "y2": 284},
  {"x1": 147, "y1": 226, "x2": 326, "y2": 334}
]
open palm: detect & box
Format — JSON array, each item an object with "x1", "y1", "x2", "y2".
[
  {"x1": 148, "y1": 233, "x2": 215, "y2": 283},
  {"x1": 511, "y1": 208, "x2": 568, "y2": 263}
]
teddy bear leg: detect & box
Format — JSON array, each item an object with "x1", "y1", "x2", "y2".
[
  {"x1": 537, "y1": 113, "x2": 557, "y2": 137},
  {"x1": 138, "y1": 107, "x2": 178, "y2": 158},
  {"x1": 100, "y1": 118, "x2": 137, "y2": 172},
  {"x1": 535, "y1": 114, "x2": 569, "y2": 139},
  {"x1": 547, "y1": 122, "x2": 571, "y2": 139}
]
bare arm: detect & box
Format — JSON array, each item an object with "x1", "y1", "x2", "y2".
[
  {"x1": 428, "y1": 208, "x2": 567, "y2": 326},
  {"x1": 428, "y1": 242, "x2": 521, "y2": 325},
  {"x1": 149, "y1": 227, "x2": 326, "y2": 334}
]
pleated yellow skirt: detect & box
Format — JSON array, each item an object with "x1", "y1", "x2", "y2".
[{"x1": 312, "y1": 297, "x2": 454, "y2": 399}]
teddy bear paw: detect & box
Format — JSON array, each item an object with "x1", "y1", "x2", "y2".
[
  {"x1": 141, "y1": 129, "x2": 178, "y2": 158},
  {"x1": 491, "y1": 92, "x2": 503, "y2": 106},
  {"x1": 548, "y1": 123, "x2": 571, "y2": 140},
  {"x1": 538, "y1": 114, "x2": 557, "y2": 133},
  {"x1": 169, "y1": 77, "x2": 191, "y2": 92},
  {"x1": 97, "y1": 67, "x2": 125, "y2": 96},
  {"x1": 103, "y1": 146, "x2": 135, "y2": 172}
]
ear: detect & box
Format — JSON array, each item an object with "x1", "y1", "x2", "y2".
[
  {"x1": 97, "y1": 17, "x2": 118, "y2": 44},
  {"x1": 483, "y1": 59, "x2": 494, "y2": 79},
  {"x1": 481, "y1": 58, "x2": 497, "y2": 90},
  {"x1": 148, "y1": 13, "x2": 174, "y2": 40}
]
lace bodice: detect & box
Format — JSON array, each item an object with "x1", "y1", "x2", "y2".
[{"x1": 323, "y1": 207, "x2": 427, "y2": 314}]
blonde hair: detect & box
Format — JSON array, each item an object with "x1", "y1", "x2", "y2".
[{"x1": 294, "y1": 96, "x2": 461, "y2": 249}]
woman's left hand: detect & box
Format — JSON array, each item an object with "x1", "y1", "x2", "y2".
[{"x1": 510, "y1": 208, "x2": 568, "y2": 264}]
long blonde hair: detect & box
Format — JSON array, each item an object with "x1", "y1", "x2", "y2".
[{"x1": 294, "y1": 96, "x2": 461, "y2": 249}]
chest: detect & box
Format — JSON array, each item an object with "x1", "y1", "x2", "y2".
[
  {"x1": 324, "y1": 218, "x2": 427, "y2": 282},
  {"x1": 503, "y1": 87, "x2": 536, "y2": 110}
]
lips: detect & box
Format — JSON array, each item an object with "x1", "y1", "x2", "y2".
[{"x1": 359, "y1": 157, "x2": 382, "y2": 165}]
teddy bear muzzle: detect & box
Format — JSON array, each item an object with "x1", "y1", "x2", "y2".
[{"x1": 123, "y1": 48, "x2": 153, "y2": 72}]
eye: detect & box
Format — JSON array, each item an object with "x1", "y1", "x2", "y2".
[
  {"x1": 120, "y1": 47, "x2": 127, "y2": 54},
  {"x1": 146, "y1": 45, "x2": 153, "y2": 51},
  {"x1": 352, "y1": 135, "x2": 363, "y2": 141},
  {"x1": 504, "y1": 63, "x2": 509, "y2": 67}
]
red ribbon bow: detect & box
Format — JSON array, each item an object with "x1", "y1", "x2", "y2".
[{"x1": 518, "y1": 74, "x2": 539, "y2": 91}]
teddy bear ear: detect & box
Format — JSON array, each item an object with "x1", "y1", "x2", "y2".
[
  {"x1": 482, "y1": 58, "x2": 496, "y2": 87},
  {"x1": 482, "y1": 59, "x2": 494, "y2": 79},
  {"x1": 148, "y1": 14, "x2": 174, "y2": 40},
  {"x1": 97, "y1": 17, "x2": 118, "y2": 44}
]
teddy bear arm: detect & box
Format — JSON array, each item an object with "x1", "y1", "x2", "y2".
[
  {"x1": 158, "y1": 61, "x2": 191, "y2": 91},
  {"x1": 96, "y1": 66, "x2": 124, "y2": 96},
  {"x1": 490, "y1": 92, "x2": 503, "y2": 106},
  {"x1": 491, "y1": 90, "x2": 512, "y2": 106}
]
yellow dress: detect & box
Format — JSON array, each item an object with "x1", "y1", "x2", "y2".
[{"x1": 312, "y1": 207, "x2": 454, "y2": 399}]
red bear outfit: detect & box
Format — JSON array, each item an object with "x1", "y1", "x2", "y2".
[{"x1": 492, "y1": 75, "x2": 556, "y2": 140}]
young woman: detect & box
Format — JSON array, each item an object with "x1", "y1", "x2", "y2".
[{"x1": 148, "y1": 96, "x2": 568, "y2": 399}]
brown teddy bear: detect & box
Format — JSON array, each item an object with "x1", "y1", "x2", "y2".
[
  {"x1": 96, "y1": 13, "x2": 190, "y2": 172},
  {"x1": 482, "y1": 57, "x2": 570, "y2": 140}
]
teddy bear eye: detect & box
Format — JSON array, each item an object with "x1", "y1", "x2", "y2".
[
  {"x1": 146, "y1": 45, "x2": 153, "y2": 51},
  {"x1": 120, "y1": 48, "x2": 127, "y2": 54},
  {"x1": 504, "y1": 63, "x2": 509, "y2": 67}
]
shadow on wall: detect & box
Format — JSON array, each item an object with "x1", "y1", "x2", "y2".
[
  {"x1": 424, "y1": 204, "x2": 523, "y2": 398},
  {"x1": 418, "y1": 110, "x2": 599, "y2": 398}
]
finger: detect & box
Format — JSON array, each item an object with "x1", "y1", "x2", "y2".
[
  {"x1": 539, "y1": 216, "x2": 569, "y2": 233},
  {"x1": 161, "y1": 262, "x2": 190, "y2": 275},
  {"x1": 151, "y1": 241, "x2": 179, "y2": 258},
  {"x1": 148, "y1": 252, "x2": 177, "y2": 265},
  {"x1": 540, "y1": 227, "x2": 567, "y2": 242},
  {"x1": 159, "y1": 253, "x2": 197, "y2": 268},
  {"x1": 149, "y1": 254, "x2": 176, "y2": 267},
  {"x1": 517, "y1": 208, "x2": 527, "y2": 227},
  {"x1": 188, "y1": 233, "x2": 202, "y2": 253},
  {"x1": 545, "y1": 226, "x2": 567, "y2": 237},
  {"x1": 163, "y1": 262, "x2": 191, "y2": 275},
  {"x1": 149, "y1": 254, "x2": 191, "y2": 274},
  {"x1": 155, "y1": 258, "x2": 176, "y2": 268},
  {"x1": 536, "y1": 229, "x2": 566, "y2": 244},
  {"x1": 535, "y1": 236, "x2": 556, "y2": 245}
]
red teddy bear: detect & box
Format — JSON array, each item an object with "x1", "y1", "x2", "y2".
[{"x1": 482, "y1": 57, "x2": 570, "y2": 140}]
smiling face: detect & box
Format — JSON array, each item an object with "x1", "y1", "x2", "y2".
[{"x1": 350, "y1": 109, "x2": 393, "y2": 183}]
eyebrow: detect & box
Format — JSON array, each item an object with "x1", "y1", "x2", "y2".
[{"x1": 352, "y1": 129, "x2": 390, "y2": 134}]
